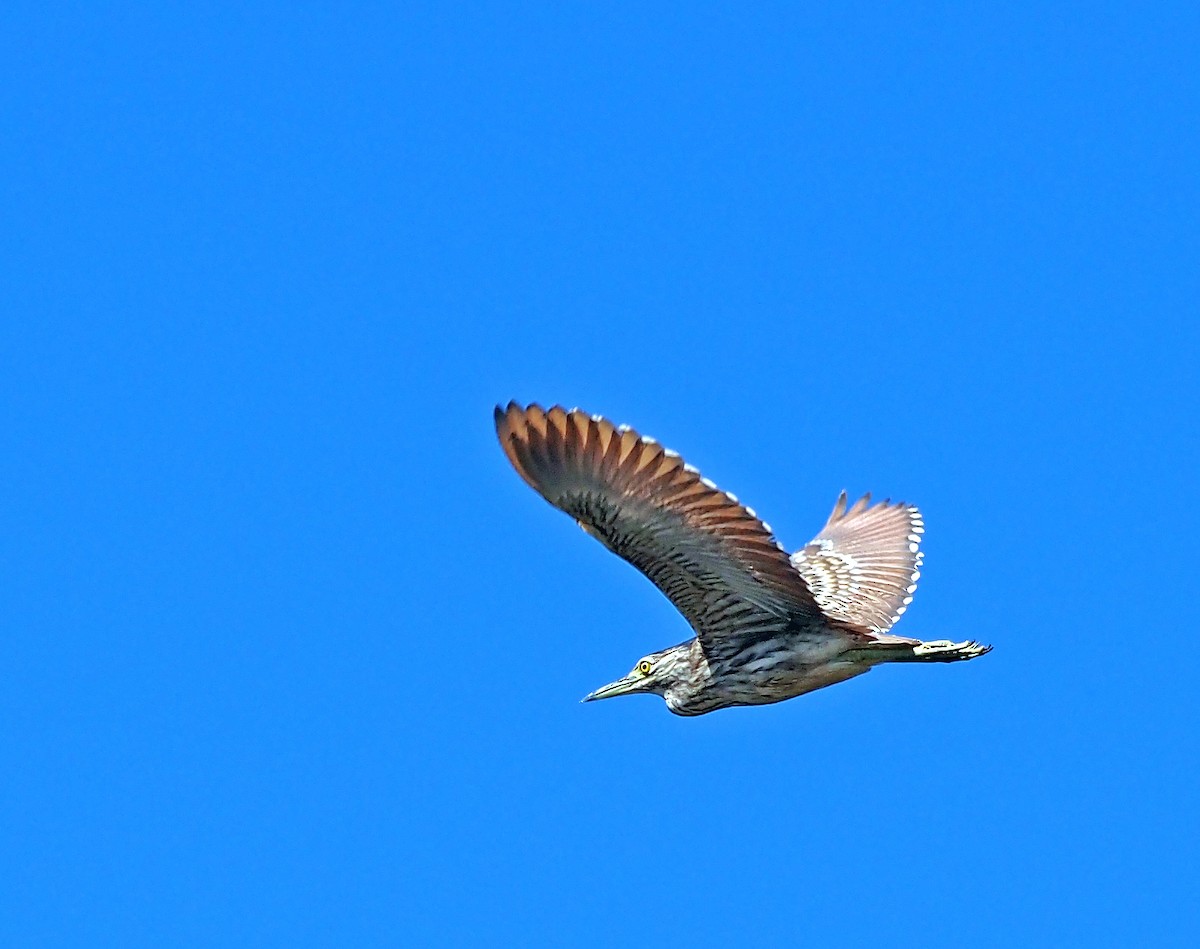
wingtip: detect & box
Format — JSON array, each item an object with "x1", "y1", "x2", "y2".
[
  {"x1": 828, "y1": 490, "x2": 849, "y2": 522},
  {"x1": 494, "y1": 401, "x2": 521, "y2": 438}
]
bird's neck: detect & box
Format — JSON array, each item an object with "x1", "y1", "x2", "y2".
[{"x1": 660, "y1": 640, "x2": 719, "y2": 715}]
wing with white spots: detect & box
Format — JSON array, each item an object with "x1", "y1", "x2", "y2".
[
  {"x1": 495, "y1": 403, "x2": 822, "y2": 655},
  {"x1": 790, "y1": 491, "x2": 924, "y2": 635}
]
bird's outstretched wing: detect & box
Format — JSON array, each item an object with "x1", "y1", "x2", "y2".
[
  {"x1": 790, "y1": 491, "x2": 924, "y2": 636},
  {"x1": 495, "y1": 403, "x2": 823, "y2": 656}
]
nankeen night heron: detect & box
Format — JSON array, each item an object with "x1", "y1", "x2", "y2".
[{"x1": 495, "y1": 403, "x2": 991, "y2": 716}]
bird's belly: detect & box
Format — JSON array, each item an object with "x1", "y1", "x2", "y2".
[{"x1": 711, "y1": 639, "x2": 866, "y2": 706}]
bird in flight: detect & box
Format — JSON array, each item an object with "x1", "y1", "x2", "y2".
[{"x1": 495, "y1": 403, "x2": 991, "y2": 716}]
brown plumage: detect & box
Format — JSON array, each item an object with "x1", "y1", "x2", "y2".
[{"x1": 495, "y1": 402, "x2": 990, "y2": 715}]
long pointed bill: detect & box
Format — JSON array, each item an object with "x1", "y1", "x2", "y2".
[{"x1": 582, "y1": 673, "x2": 645, "y2": 703}]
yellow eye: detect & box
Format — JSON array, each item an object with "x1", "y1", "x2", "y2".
[{"x1": 638, "y1": 660, "x2": 652, "y2": 675}]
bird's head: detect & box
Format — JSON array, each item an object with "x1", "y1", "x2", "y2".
[{"x1": 582, "y1": 645, "x2": 690, "y2": 706}]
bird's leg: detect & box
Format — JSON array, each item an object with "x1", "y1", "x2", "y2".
[
  {"x1": 845, "y1": 638, "x2": 992, "y2": 664},
  {"x1": 907, "y1": 639, "x2": 992, "y2": 662}
]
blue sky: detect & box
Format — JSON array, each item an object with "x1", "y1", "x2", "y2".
[{"x1": 2, "y1": 3, "x2": 1197, "y2": 945}]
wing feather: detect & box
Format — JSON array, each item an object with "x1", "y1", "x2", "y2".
[
  {"x1": 495, "y1": 402, "x2": 821, "y2": 654},
  {"x1": 790, "y1": 491, "x2": 925, "y2": 636}
]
